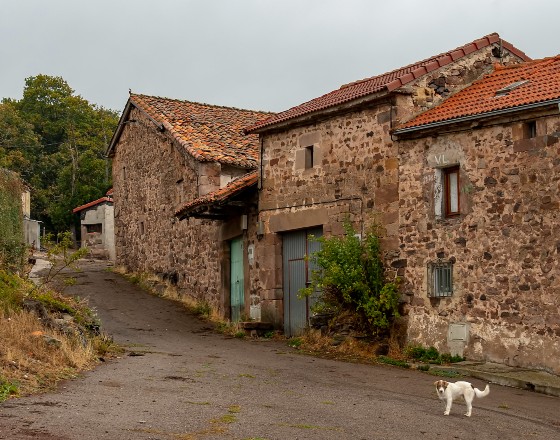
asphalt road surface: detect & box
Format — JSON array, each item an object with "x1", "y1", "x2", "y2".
[{"x1": 1, "y1": 260, "x2": 559, "y2": 440}]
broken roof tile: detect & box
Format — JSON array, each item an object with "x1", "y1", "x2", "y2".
[{"x1": 396, "y1": 55, "x2": 560, "y2": 131}]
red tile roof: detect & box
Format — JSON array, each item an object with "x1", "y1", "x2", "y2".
[
  {"x1": 72, "y1": 197, "x2": 113, "y2": 214},
  {"x1": 246, "y1": 33, "x2": 530, "y2": 133},
  {"x1": 175, "y1": 170, "x2": 257, "y2": 218},
  {"x1": 395, "y1": 55, "x2": 560, "y2": 132},
  {"x1": 127, "y1": 94, "x2": 271, "y2": 168}
]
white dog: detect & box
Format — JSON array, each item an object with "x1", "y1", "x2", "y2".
[{"x1": 434, "y1": 380, "x2": 490, "y2": 417}]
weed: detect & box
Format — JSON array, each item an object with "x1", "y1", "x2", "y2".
[
  {"x1": 427, "y1": 369, "x2": 462, "y2": 378},
  {"x1": 234, "y1": 331, "x2": 246, "y2": 339},
  {"x1": 262, "y1": 331, "x2": 275, "y2": 339},
  {"x1": 288, "y1": 337, "x2": 303, "y2": 348},
  {"x1": 498, "y1": 403, "x2": 510, "y2": 409},
  {"x1": 417, "y1": 364, "x2": 430, "y2": 372},
  {"x1": 377, "y1": 355, "x2": 410, "y2": 368},
  {"x1": 0, "y1": 377, "x2": 19, "y2": 402},
  {"x1": 193, "y1": 301, "x2": 212, "y2": 318},
  {"x1": 238, "y1": 374, "x2": 255, "y2": 379},
  {"x1": 228, "y1": 405, "x2": 241, "y2": 413},
  {"x1": 216, "y1": 414, "x2": 236, "y2": 424}
]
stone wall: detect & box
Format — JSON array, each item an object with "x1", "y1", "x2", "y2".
[
  {"x1": 255, "y1": 103, "x2": 400, "y2": 325},
  {"x1": 252, "y1": 42, "x2": 526, "y2": 329},
  {"x1": 112, "y1": 107, "x2": 227, "y2": 310},
  {"x1": 398, "y1": 114, "x2": 560, "y2": 374}
]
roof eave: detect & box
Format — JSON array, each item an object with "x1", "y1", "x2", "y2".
[
  {"x1": 246, "y1": 89, "x2": 391, "y2": 134},
  {"x1": 393, "y1": 99, "x2": 560, "y2": 138},
  {"x1": 106, "y1": 97, "x2": 166, "y2": 158}
]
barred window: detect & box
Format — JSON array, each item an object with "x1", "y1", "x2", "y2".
[{"x1": 428, "y1": 260, "x2": 453, "y2": 297}]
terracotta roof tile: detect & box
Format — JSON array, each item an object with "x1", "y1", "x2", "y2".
[
  {"x1": 246, "y1": 33, "x2": 530, "y2": 133},
  {"x1": 396, "y1": 55, "x2": 560, "y2": 131},
  {"x1": 72, "y1": 197, "x2": 113, "y2": 214},
  {"x1": 175, "y1": 170, "x2": 258, "y2": 218},
  {"x1": 130, "y1": 94, "x2": 271, "y2": 168}
]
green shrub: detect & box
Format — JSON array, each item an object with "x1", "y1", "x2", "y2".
[
  {"x1": 0, "y1": 377, "x2": 18, "y2": 402},
  {"x1": 0, "y1": 170, "x2": 26, "y2": 273},
  {"x1": 299, "y1": 222, "x2": 400, "y2": 335},
  {"x1": 0, "y1": 270, "x2": 26, "y2": 314},
  {"x1": 405, "y1": 344, "x2": 464, "y2": 364}
]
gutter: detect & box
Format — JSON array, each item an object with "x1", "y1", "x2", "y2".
[{"x1": 393, "y1": 98, "x2": 560, "y2": 137}]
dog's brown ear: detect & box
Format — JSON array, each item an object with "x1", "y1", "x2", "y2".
[{"x1": 433, "y1": 381, "x2": 439, "y2": 386}]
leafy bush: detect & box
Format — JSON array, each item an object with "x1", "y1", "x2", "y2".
[
  {"x1": 0, "y1": 170, "x2": 26, "y2": 273},
  {"x1": 405, "y1": 344, "x2": 464, "y2": 364},
  {"x1": 299, "y1": 222, "x2": 400, "y2": 335}
]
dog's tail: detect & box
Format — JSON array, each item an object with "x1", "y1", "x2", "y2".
[{"x1": 474, "y1": 384, "x2": 490, "y2": 398}]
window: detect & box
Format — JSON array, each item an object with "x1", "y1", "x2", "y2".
[
  {"x1": 428, "y1": 260, "x2": 453, "y2": 297},
  {"x1": 304, "y1": 146, "x2": 314, "y2": 169},
  {"x1": 523, "y1": 121, "x2": 537, "y2": 139},
  {"x1": 85, "y1": 223, "x2": 102, "y2": 234},
  {"x1": 444, "y1": 166, "x2": 460, "y2": 217}
]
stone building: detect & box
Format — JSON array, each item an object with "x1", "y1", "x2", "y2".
[
  {"x1": 22, "y1": 187, "x2": 41, "y2": 251},
  {"x1": 107, "y1": 93, "x2": 269, "y2": 317},
  {"x1": 246, "y1": 33, "x2": 529, "y2": 336},
  {"x1": 392, "y1": 56, "x2": 560, "y2": 374},
  {"x1": 72, "y1": 189, "x2": 115, "y2": 260}
]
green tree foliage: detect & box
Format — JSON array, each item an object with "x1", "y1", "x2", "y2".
[
  {"x1": 0, "y1": 75, "x2": 119, "y2": 233},
  {"x1": 300, "y1": 222, "x2": 400, "y2": 335},
  {"x1": 0, "y1": 170, "x2": 25, "y2": 272}
]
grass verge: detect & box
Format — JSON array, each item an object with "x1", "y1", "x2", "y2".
[{"x1": 0, "y1": 269, "x2": 119, "y2": 401}]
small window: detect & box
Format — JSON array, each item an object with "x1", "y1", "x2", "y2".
[
  {"x1": 444, "y1": 166, "x2": 460, "y2": 217},
  {"x1": 304, "y1": 146, "x2": 314, "y2": 169},
  {"x1": 523, "y1": 121, "x2": 537, "y2": 139},
  {"x1": 85, "y1": 223, "x2": 102, "y2": 234},
  {"x1": 428, "y1": 260, "x2": 453, "y2": 297}
]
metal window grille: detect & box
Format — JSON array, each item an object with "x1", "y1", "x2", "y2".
[{"x1": 428, "y1": 261, "x2": 453, "y2": 297}]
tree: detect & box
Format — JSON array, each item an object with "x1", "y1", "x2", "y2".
[
  {"x1": 5, "y1": 75, "x2": 120, "y2": 233},
  {"x1": 0, "y1": 100, "x2": 40, "y2": 182}
]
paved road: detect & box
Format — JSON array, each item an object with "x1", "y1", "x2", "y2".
[{"x1": 1, "y1": 260, "x2": 559, "y2": 440}]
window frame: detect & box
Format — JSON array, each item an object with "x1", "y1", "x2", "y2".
[
  {"x1": 443, "y1": 165, "x2": 460, "y2": 217},
  {"x1": 427, "y1": 260, "x2": 454, "y2": 298}
]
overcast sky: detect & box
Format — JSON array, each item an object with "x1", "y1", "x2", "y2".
[{"x1": 1, "y1": 0, "x2": 559, "y2": 114}]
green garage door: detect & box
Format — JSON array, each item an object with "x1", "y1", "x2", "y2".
[{"x1": 230, "y1": 236, "x2": 244, "y2": 322}]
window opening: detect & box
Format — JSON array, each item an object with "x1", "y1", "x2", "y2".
[
  {"x1": 85, "y1": 223, "x2": 102, "y2": 234},
  {"x1": 428, "y1": 260, "x2": 453, "y2": 297},
  {"x1": 304, "y1": 146, "x2": 314, "y2": 169},
  {"x1": 444, "y1": 166, "x2": 460, "y2": 217},
  {"x1": 523, "y1": 121, "x2": 537, "y2": 139}
]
